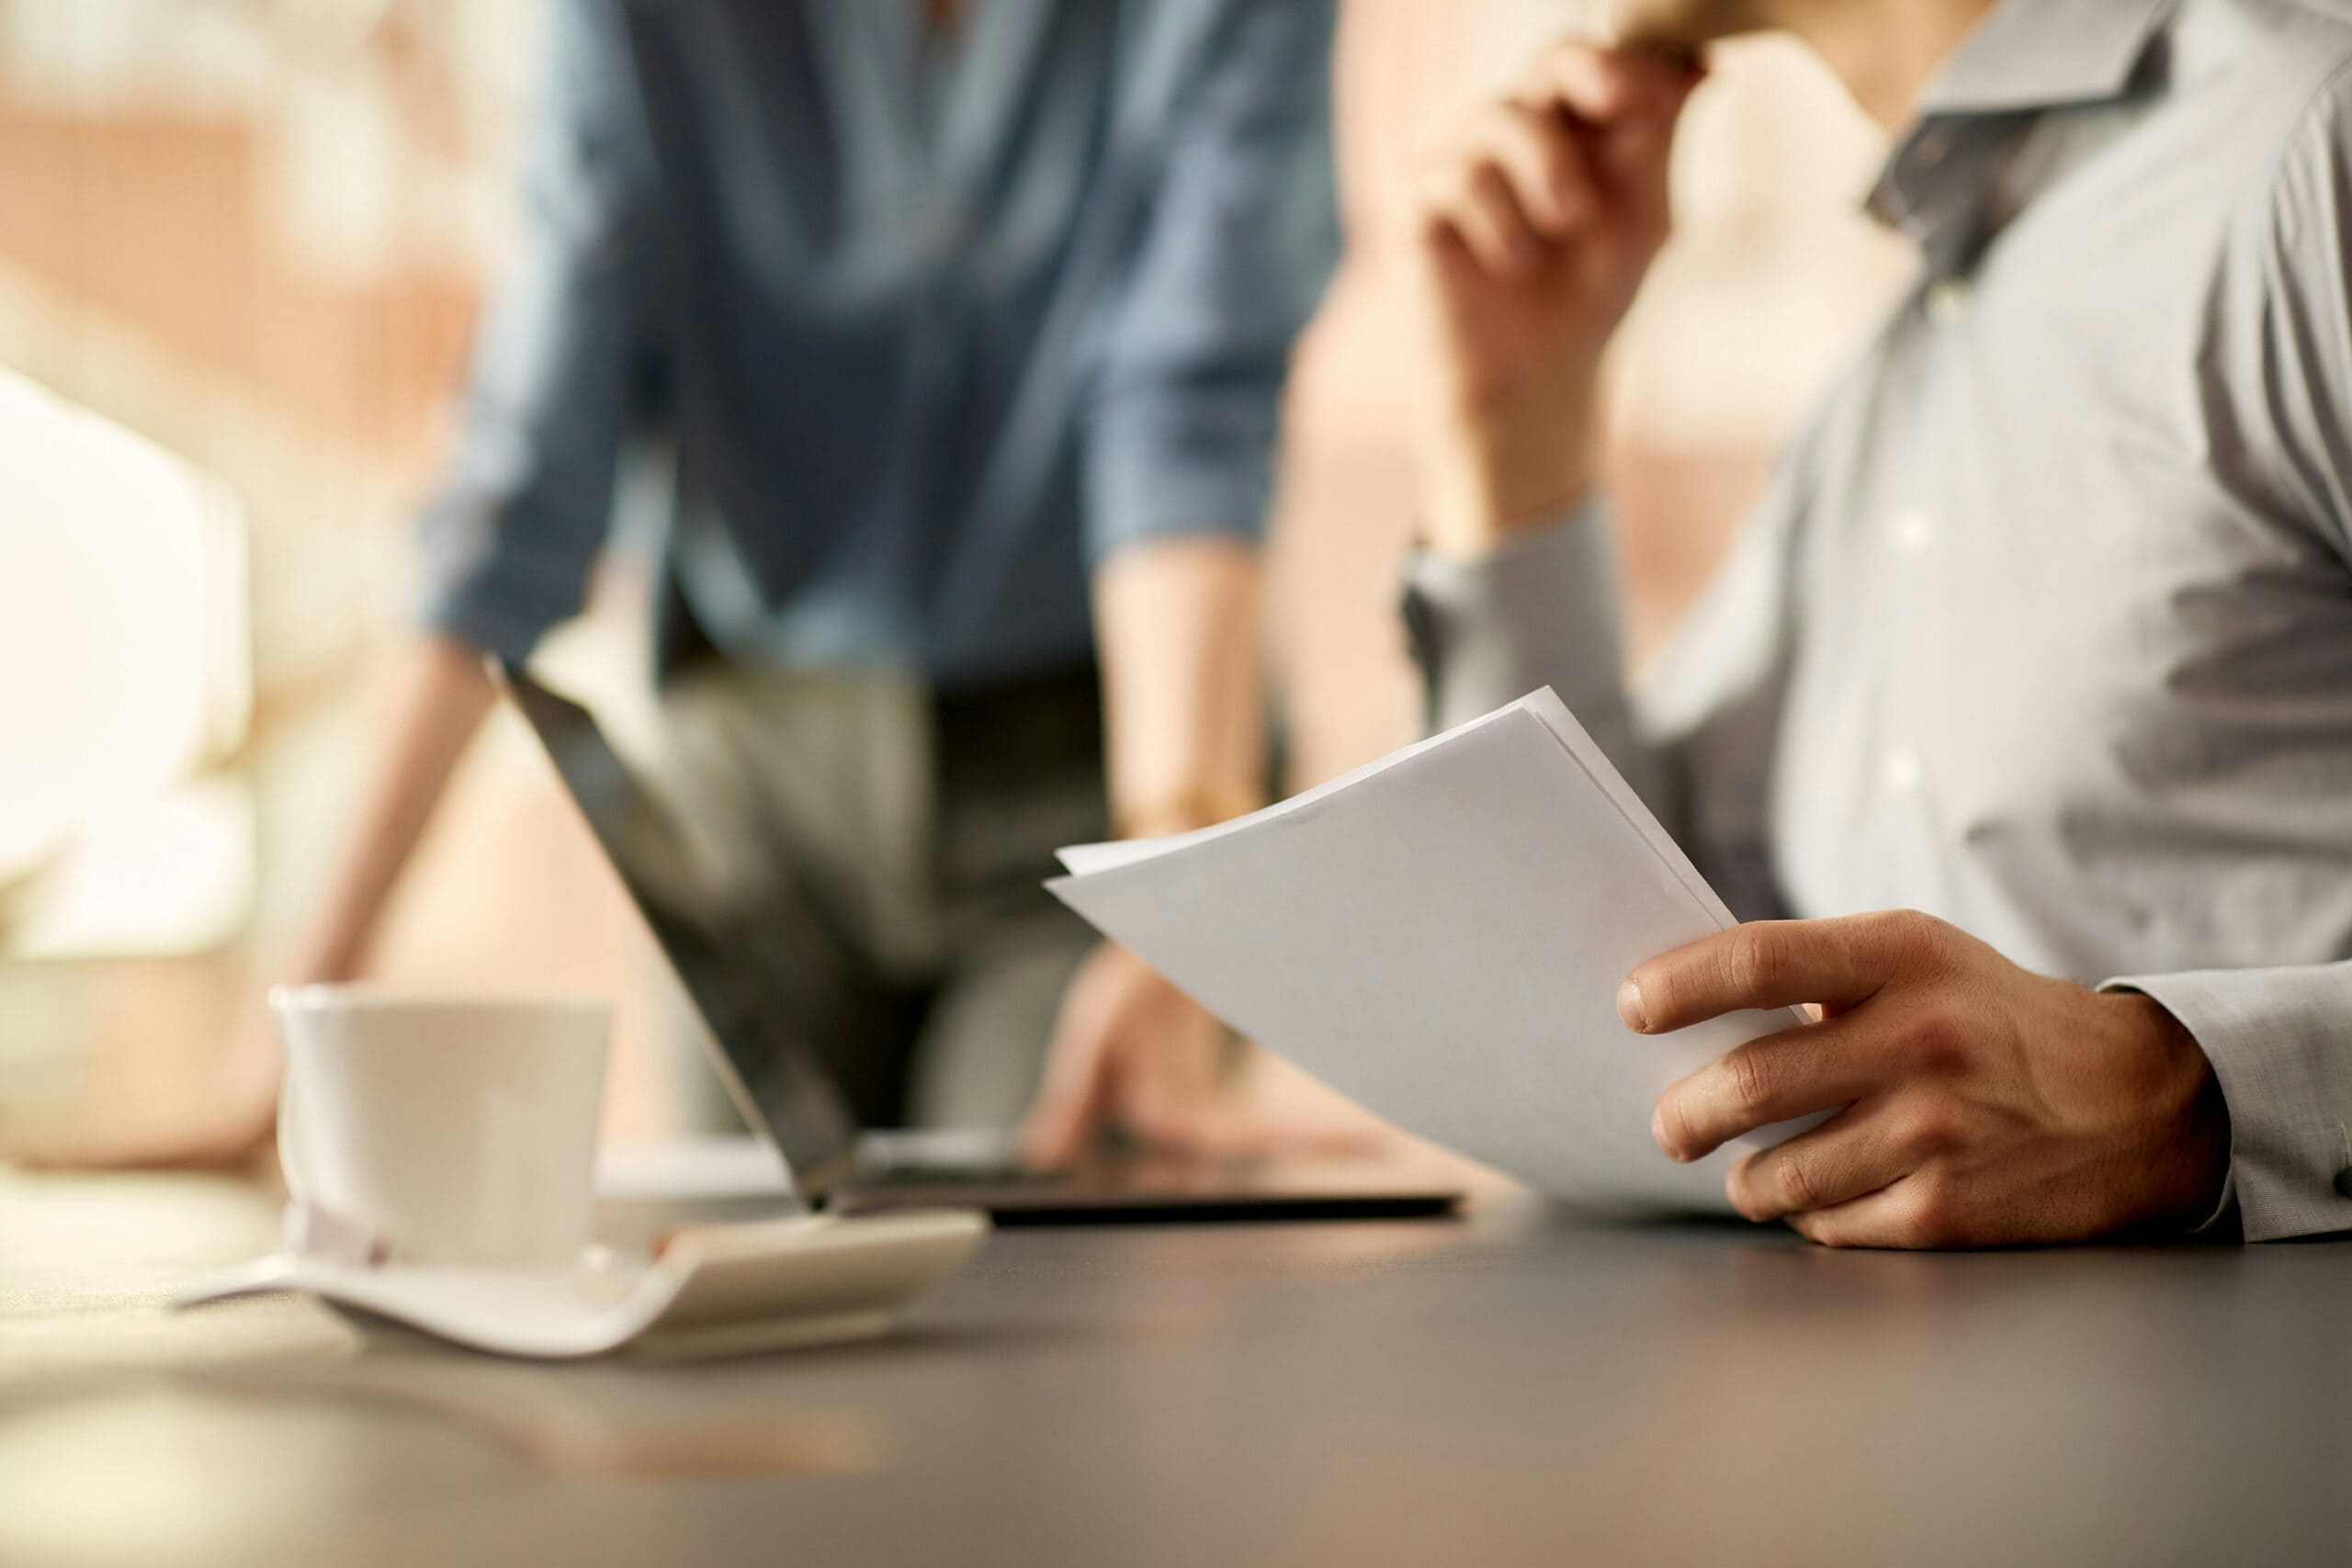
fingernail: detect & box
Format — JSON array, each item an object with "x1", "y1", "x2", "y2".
[
  {"x1": 1650, "y1": 1104, "x2": 1678, "y2": 1159},
  {"x1": 1617, "y1": 978, "x2": 1648, "y2": 1032}
]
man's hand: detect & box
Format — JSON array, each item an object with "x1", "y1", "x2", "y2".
[
  {"x1": 1405, "y1": 42, "x2": 1702, "y2": 556},
  {"x1": 1623, "y1": 911, "x2": 2232, "y2": 1247},
  {"x1": 1019, "y1": 942, "x2": 1238, "y2": 1168}
]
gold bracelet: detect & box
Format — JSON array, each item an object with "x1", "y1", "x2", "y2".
[{"x1": 1112, "y1": 782, "x2": 1267, "y2": 840}]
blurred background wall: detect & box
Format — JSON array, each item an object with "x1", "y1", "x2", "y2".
[{"x1": 0, "y1": 0, "x2": 1906, "y2": 1158}]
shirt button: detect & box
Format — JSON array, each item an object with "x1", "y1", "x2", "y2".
[
  {"x1": 1882, "y1": 750, "x2": 1925, "y2": 794},
  {"x1": 1889, "y1": 508, "x2": 1937, "y2": 556},
  {"x1": 1927, "y1": 276, "x2": 1973, "y2": 325}
]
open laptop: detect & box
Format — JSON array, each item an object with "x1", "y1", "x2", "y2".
[{"x1": 499, "y1": 662, "x2": 1462, "y2": 1224}]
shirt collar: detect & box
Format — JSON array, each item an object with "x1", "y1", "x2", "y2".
[
  {"x1": 1866, "y1": 0, "x2": 2173, "y2": 276},
  {"x1": 1914, "y1": 0, "x2": 2174, "y2": 118}
]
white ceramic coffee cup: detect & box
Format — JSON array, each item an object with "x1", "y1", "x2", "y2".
[{"x1": 271, "y1": 987, "x2": 611, "y2": 1270}]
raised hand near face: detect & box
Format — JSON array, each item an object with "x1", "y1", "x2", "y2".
[{"x1": 1404, "y1": 42, "x2": 1704, "y2": 557}]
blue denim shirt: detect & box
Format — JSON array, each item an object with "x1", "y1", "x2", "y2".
[{"x1": 418, "y1": 0, "x2": 1338, "y2": 685}]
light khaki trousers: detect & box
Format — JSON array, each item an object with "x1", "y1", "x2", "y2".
[{"x1": 652, "y1": 661, "x2": 1108, "y2": 1130}]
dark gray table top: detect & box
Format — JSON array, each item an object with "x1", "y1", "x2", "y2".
[{"x1": 3, "y1": 1170, "x2": 2346, "y2": 1567}]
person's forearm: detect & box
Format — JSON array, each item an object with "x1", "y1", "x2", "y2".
[
  {"x1": 1416, "y1": 374, "x2": 1604, "y2": 562},
  {"x1": 1091, "y1": 535, "x2": 1267, "y2": 838},
  {"x1": 284, "y1": 634, "x2": 499, "y2": 983}
]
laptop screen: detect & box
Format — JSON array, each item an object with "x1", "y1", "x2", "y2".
[{"x1": 497, "y1": 661, "x2": 861, "y2": 1202}]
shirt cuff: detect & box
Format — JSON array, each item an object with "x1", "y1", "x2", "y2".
[
  {"x1": 1400, "y1": 502, "x2": 1627, "y2": 734},
  {"x1": 414, "y1": 505, "x2": 590, "y2": 669},
  {"x1": 2101, "y1": 967, "x2": 2352, "y2": 1242},
  {"x1": 1084, "y1": 394, "x2": 1277, "y2": 564}
]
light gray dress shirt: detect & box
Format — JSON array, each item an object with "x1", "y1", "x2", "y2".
[{"x1": 1406, "y1": 0, "x2": 2352, "y2": 1241}]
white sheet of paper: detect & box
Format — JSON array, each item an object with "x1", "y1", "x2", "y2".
[{"x1": 1048, "y1": 689, "x2": 1817, "y2": 1215}]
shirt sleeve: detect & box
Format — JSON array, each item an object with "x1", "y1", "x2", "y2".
[
  {"x1": 1402, "y1": 468, "x2": 1810, "y2": 924},
  {"x1": 2099, "y1": 74, "x2": 2352, "y2": 1245},
  {"x1": 2103, "y1": 965, "x2": 2352, "y2": 1242},
  {"x1": 414, "y1": 0, "x2": 649, "y2": 666},
  {"x1": 1403, "y1": 505, "x2": 1656, "y2": 799},
  {"x1": 2235, "y1": 63, "x2": 2352, "y2": 562},
  {"x1": 1082, "y1": 0, "x2": 1341, "y2": 563}
]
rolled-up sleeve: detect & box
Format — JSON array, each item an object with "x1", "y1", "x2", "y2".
[
  {"x1": 415, "y1": 0, "x2": 647, "y2": 666},
  {"x1": 1082, "y1": 0, "x2": 1340, "y2": 563}
]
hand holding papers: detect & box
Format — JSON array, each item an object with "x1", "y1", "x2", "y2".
[{"x1": 1049, "y1": 690, "x2": 1818, "y2": 1214}]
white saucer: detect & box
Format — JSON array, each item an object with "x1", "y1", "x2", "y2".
[{"x1": 175, "y1": 1210, "x2": 988, "y2": 1361}]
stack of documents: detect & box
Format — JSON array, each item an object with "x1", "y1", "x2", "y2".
[{"x1": 1049, "y1": 690, "x2": 1814, "y2": 1214}]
